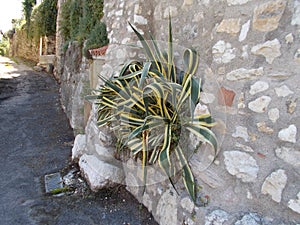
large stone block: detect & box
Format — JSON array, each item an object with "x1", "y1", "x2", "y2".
[
  {"x1": 224, "y1": 151, "x2": 259, "y2": 182},
  {"x1": 226, "y1": 67, "x2": 264, "y2": 81},
  {"x1": 227, "y1": 0, "x2": 252, "y2": 5},
  {"x1": 216, "y1": 18, "x2": 241, "y2": 34},
  {"x1": 155, "y1": 190, "x2": 179, "y2": 225},
  {"x1": 79, "y1": 154, "x2": 125, "y2": 191},
  {"x1": 72, "y1": 134, "x2": 87, "y2": 161},
  {"x1": 251, "y1": 39, "x2": 281, "y2": 64},
  {"x1": 261, "y1": 169, "x2": 287, "y2": 203},
  {"x1": 253, "y1": 0, "x2": 287, "y2": 32},
  {"x1": 291, "y1": 0, "x2": 300, "y2": 25}
]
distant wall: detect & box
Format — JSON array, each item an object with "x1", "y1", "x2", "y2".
[
  {"x1": 9, "y1": 29, "x2": 39, "y2": 62},
  {"x1": 59, "y1": 41, "x2": 90, "y2": 134},
  {"x1": 9, "y1": 29, "x2": 56, "y2": 63}
]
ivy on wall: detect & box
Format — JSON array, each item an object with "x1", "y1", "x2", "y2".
[
  {"x1": 30, "y1": 0, "x2": 58, "y2": 42},
  {"x1": 60, "y1": 0, "x2": 108, "y2": 55},
  {"x1": 0, "y1": 36, "x2": 9, "y2": 56},
  {"x1": 20, "y1": 0, "x2": 58, "y2": 42},
  {"x1": 22, "y1": 0, "x2": 36, "y2": 32}
]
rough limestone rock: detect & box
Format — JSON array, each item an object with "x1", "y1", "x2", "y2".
[
  {"x1": 205, "y1": 209, "x2": 229, "y2": 225},
  {"x1": 291, "y1": 0, "x2": 300, "y2": 25},
  {"x1": 180, "y1": 197, "x2": 195, "y2": 213},
  {"x1": 275, "y1": 85, "x2": 294, "y2": 97},
  {"x1": 257, "y1": 122, "x2": 274, "y2": 134},
  {"x1": 212, "y1": 40, "x2": 236, "y2": 64},
  {"x1": 249, "y1": 81, "x2": 269, "y2": 95},
  {"x1": 251, "y1": 39, "x2": 281, "y2": 64},
  {"x1": 287, "y1": 98, "x2": 297, "y2": 114},
  {"x1": 124, "y1": 172, "x2": 140, "y2": 197},
  {"x1": 241, "y1": 45, "x2": 249, "y2": 59},
  {"x1": 216, "y1": 18, "x2": 241, "y2": 34},
  {"x1": 235, "y1": 143, "x2": 254, "y2": 152},
  {"x1": 253, "y1": 0, "x2": 287, "y2": 32},
  {"x1": 226, "y1": 67, "x2": 263, "y2": 81},
  {"x1": 261, "y1": 169, "x2": 287, "y2": 203},
  {"x1": 200, "y1": 92, "x2": 216, "y2": 104},
  {"x1": 295, "y1": 49, "x2": 300, "y2": 63},
  {"x1": 235, "y1": 213, "x2": 261, "y2": 225},
  {"x1": 285, "y1": 33, "x2": 294, "y2": 44},
  {"x1": 288, "y1": 192, "x2": 300, "y2": 214},
  {"x1": 183, "y1": 0, "x2": 193, "y2": 6},
  {"x1": 79, "y1": 154, "x2": 124, "y2": 191},
  {"x1": 227, "y1": 0, "x2": 252, "y2": 5},
  {"x1": 248, "y1": 96, "x2": 271, "y2": 113},
  {"x1": 142, "y1": 193, "x2": 153, "y2": 213},
  {"x1": 163, "y1": 6, "x2": 178, "y2": 18},
  {"x1": 194, "y1": 168, "x2": 225, "y2": 189},
  {"x1": 232, "y1": 126, "x2": 249, "y2": 142},
  {"x1": 156, "y1": 190, "x2": 179, "y2": 225},
  {"x1": 239, "y1": 20, "x2": 251, "y2": 42},
  {"x1": 134, "y1": 15, "x2": 147, "y2": 25},
  {"x1": 268, "y1": 108, "x2": 280, "y2": 123},
  {"x1": 278, "y1": 124, "x2": 297, "y2": 143},
  {"x1": 224, "y1": 151, "x2": 259, "y2": 182},
  {"x1": 72, "y1": 134, "x2": 87, "y2": 160},
  {"x1": 95, "y1": 144, "x2": 115, "y2": 158},
  {"x1": 275, "y1": 147, "x2": 300, "y2": 167}
]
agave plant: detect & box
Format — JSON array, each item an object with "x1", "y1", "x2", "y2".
[{"x1": 93, "y1": 19, "x2": 218, "y2": 202}]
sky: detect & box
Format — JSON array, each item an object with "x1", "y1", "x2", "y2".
[{"x1": 0, "y1": 0, "x2": 23, "y2": 32}]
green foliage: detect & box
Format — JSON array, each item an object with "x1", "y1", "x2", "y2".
[
  {"x1": 22, "y1": 0, "x2": 36, "y2": 32},
  {"x1": 0, "y1": 36, "x2": 9, "y2": 56},
  {"x1": 11, "y1": 19, "x2": 25, "y2": 30},
  {"x1": 60, "y1": 0, "x2": 107, "y2": 52},
  {"x1": 84, "y1": 22, "x2": 108, "y2": 57},
  {"x1": 50, "y1": 187, "x2": 70, "y2": 195},
  {"x1": 69, "y1": 0, "x2": 83, "y2": 41},
  {"x1": 30, "y1": 0, "x2": 58, "y2": 41},
  {"x1": 78, "y1": 0, "x2": 104, "y2": 42},
  {"x1": 60, "y1": 0, "x2": 72, "y2": 40},
  {"x1": 92, "y1": 20, "x2": 218, "y2": 202}
]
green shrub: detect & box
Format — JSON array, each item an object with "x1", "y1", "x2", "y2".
[
  {"x1": 0, "y1": 37, "x2": 9, "y2": 56},
  {"x1": 30, "y1": 0, "x2": 57, "y2": 42},
  {"x1": 78, "y1": 0, "x2": 103, "y2": 42},
  {"x1": 69, "y1": 0, "x2": 83, "y2": 41},
  {"x1": 60, "y1": 0, "x2": 107, "y2": 53},
  {"x1": 60, "y1": 0, "x2": 72, "y2": 40},
  {"x1": 22, "y1": 0, "x2": 36, "y2": 33},
  {"x1": 84, "y1": 22, "x2": 108, "y2": 58},
  {"x1": 91, "y1": 20, "x2": 218, "y2": 203}
]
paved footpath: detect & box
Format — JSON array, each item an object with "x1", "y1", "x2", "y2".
[{"x1": 0, "y1": 56, "x2": 157, "y2": 225}]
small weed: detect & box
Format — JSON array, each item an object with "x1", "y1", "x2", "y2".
[{"x1": 50, "y1": 187, "x2": 70, "y2": 195}]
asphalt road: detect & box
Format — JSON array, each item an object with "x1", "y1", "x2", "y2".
[{"x1": 0, "y1": 56, "x2": 157, "y2": 225}]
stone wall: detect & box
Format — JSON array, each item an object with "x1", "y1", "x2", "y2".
[
  {"x1": 59, "y1": 41, "x2": 90, "y2": 134},
  {"x1": 9, "y1": 29, "x2": 39, "y2": 62},
  {"x1": 66, "y1": 0, "x2": 300, "y2": 224},
  {"x1": 54, "y1": 0, "x2": 66, "y2": 81}
]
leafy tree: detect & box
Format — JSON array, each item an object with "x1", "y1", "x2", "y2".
[
  {"x1": 30, "y1": 0, "x2": 58, "y2": 42},
  {"x1": 0, "y1": 35, "x2": 9, "y2": 56},
  {"x1": 22, "y1": 0, "x2": 36, "y2": 32},
  {"x1": 84, "y1": 22, "x2": 108, "y2": 52},
  {"x1": 79, "y1": 0, "x2": 104, "y2": 41},
  {"x1": 61, "y1": 0, "x2": 107, "y2": 51}
]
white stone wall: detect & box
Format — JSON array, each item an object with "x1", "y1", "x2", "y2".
[{"x1": 70, "y1": 0, "x2": 300, "y2": 224}]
